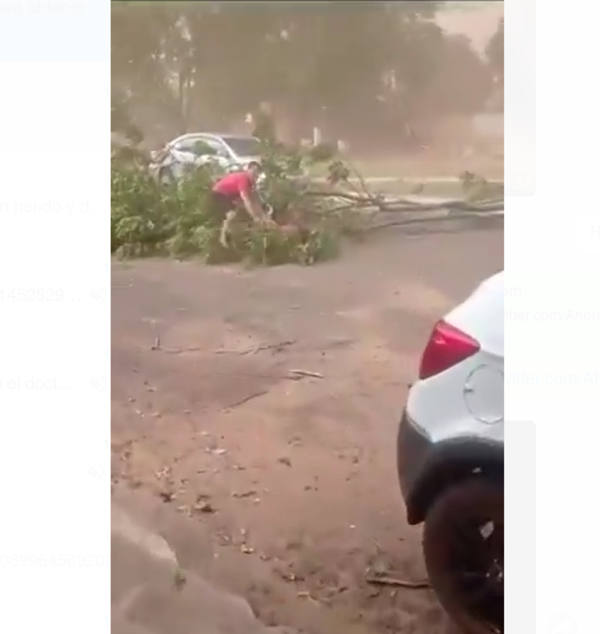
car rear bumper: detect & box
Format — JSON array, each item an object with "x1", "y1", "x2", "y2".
[{"x1": 397, "y1": 408, "x2": 434, "y2": 523}]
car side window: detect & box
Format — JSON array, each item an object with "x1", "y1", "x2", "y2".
[
  {"x1": 202, "y1": 139, "x2": 229, "y2": 157},
  {"x1": 173, "y1": 138, "x2": 202, "y2": 153},
  {"x1": 174, "y1": 137, "x2": 228, "y2": 157}
]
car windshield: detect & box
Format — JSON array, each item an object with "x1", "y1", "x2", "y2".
[{"x1": 223, "y1": 136, "x2": 261, "y2": 157}]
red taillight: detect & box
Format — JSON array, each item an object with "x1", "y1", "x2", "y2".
[{"x1": 418, "y1": 320, "x2": 480, "y2": 380}]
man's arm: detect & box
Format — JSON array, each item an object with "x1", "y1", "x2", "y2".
[
  {"x1": 239, "y1": 190, "x2": 262, "y2": 221},
  {"x1": 240, "y1": 190, "x2": 275, "y2": 226}
]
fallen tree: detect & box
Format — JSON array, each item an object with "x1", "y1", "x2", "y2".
[{"x1": 111, "y1": 131, "x2": 503, "y2": 266}]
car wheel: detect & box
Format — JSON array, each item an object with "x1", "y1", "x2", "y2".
[{"x1": 423, "y1": 477, "x2": 504, "y2": 634}]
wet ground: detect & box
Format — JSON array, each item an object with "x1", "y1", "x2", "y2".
[{"x1": 112, "y1": 219, "x2": 503, "y2": 634}]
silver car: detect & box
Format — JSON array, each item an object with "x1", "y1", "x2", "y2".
[{"x1": 150, "y1": 133, "x2": 262, "y2": 184}]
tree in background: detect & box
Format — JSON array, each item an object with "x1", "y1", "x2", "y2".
[
  {"x1": 485, "y1": 17, "x2": 504, "y2": 111},
  {"x1": 111, "y1": 1, "x2": 495, "y2": 146}
]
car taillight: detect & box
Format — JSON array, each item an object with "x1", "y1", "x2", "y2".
[{"x1": 418, "y1": 320, "x2": 480, "y2": 380}]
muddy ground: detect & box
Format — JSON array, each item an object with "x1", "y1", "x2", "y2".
[{"x1": 112, "y1": 218, "x2": 503, "y2": 634}]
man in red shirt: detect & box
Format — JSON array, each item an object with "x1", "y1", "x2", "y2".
[{"x1": 208, "y1": 162, "x2": 275, "y2": 247}]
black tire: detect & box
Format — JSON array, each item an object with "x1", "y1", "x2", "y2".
[{"x1": 423, "y1": 477, "x2": 504, "y2": 634}]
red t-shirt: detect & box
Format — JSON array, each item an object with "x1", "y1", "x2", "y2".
[{"x1": 213, "y1": 171, "x2": 253, "y2": 200}]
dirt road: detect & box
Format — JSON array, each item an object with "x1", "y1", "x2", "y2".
[{"x1": 112, "y1": 220, "x2": 503, "y2": 634}]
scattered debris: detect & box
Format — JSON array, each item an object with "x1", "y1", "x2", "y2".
[
  {"x1": 249, "y1": 340, "x2": 296, "y2": 355},
  {"x1": 288, "y1": 369, "x2": 324, "y2": 379},
  {"x1": 195, "y1": 500, "x2": 216, "y2": 514},
  {"x1": 279, "y1": 570, "x2": 299, "y2": 582},
  {"x1": 297, "y1": 590, "x2": 320, "y2": 604},
  {"x1": 155, "y1": 467, "x2": 171, "y2": 480},
  {"x1": 225, "y1": 390, "x2": 269, "y2": 410},
  {"x1": 365, "y1": 574, "x2": 429, "y2": 589},
  {"x1": 159, "y1": 490, "x2": 175, "y2": 503},
  {"x1": 215, "y1": 339, "x2": 296, "y2": 356},
  {"x1": 161, "y1": 345, "x2": 207, "y2": 355},
  {"x1": 232, "y1": 490, "x2": 257, "y2": 498}
]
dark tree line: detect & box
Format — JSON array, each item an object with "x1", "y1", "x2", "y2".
[
  {"x1": 485, "y1": 16, "x2": 504, "y2": 109},
  {"x1": 112, "y1": 1, "x2": 504, "y2": 145}
]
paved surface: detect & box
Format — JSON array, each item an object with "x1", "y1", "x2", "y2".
[{"x1": 112, "y1": 219, "x2": 503, "y2": 634}]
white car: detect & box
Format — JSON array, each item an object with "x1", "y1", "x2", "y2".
[
  {"x1": 151, "y1": 133, "x2": 262, "y2": 184},
  {"x1": 397, "y1": 270, "x2": 504, "y2": 634}
]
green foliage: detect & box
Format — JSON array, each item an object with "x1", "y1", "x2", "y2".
[
  {"x1": 112, "y1": 97, "x2": 144, "y2": 146},
  {"x1": 111, "y1": 134, "x2": 346, "y2": 267},
  {"x1": 327, "y1": 160, "x2": 351, "y2": 185},
  {"x1": 251, "y1": 129, "x2": 339, "y2": 223},
  {"x1": 306, "y1": 143, "x2": 337, "y2": 164}
]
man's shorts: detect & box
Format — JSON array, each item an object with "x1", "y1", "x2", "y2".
[{"x1": 207, "y1": 191, "x2": 235, "y2": 222}]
